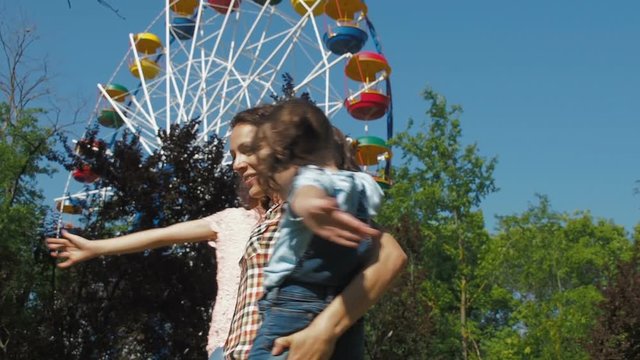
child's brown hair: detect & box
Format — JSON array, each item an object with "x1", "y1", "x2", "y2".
[
  {"x1": 332, "y1": 126, "x2": 360, "y2": 172},
  {"x1": 252, "y1": 98, "x2": 340, "y2": 193}
]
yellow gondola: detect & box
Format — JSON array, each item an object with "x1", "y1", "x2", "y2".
[
  {"x1": 55, "y1": 199, "x2": 83, "y2": 215},
  {"x1": 134, "y1": 33, "x2": 163, "y2": 55},
  {"x1": 130, "y1": 58, "x2": 161, "y2": 79}
]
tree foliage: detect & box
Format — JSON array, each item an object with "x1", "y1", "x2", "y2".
[
  {"x1": 46, "y1": 120, "x2": 237, "y2": 359},
  {"x1": 0, "y1": 104, "x2": 58, "y2": 358},
  {"x1": 479, "y1": 196, "x2": 631, "y2": 359},
  {"x1": 586, "y1": 227, "x2": 640, "y2": 359},
  {"x1": 364, "y1": 88, "x2": 634, "y2": 360},
  {"x1": 366, "y1": 88, "x2": 497, "y2": 359},
  {"x1": 0, "y1": 19, "x2": 64, "y2": 358}
]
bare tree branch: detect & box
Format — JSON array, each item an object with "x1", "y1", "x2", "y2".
[{"x1": 0, "y1": 17, "x2": 51, "y2": 136}]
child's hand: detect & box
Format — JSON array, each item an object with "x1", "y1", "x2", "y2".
[
  {"x1": 299, "y1": 196, "x2": 381, "y2": 248},
  {"x1": 45, "y1": 230, "x2": 98, "y2": 268}
]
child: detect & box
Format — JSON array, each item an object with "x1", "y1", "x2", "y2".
[{"x1": 247, "y1": 98, "x2": 383, "y2": 360}]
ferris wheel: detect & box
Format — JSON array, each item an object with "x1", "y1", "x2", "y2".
[{"x1": 54, "y1": 0, "x2": 394, "y2": 225}]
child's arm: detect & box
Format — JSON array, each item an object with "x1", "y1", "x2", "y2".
[
  {"x1": 290, "y1": 185, "x2": 380, "y2": 248},
  {"x1": 46, "y1": 218, "x2": 216, "y2": 269},
  {"x1": 271, "y1": 231, "x2": 407, "y2": 359}
]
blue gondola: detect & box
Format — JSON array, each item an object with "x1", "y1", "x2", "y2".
[
  {"x1": 323, "y1": 25, "x2": 368, "y2": 55},
  {"x1": 171, "y1": 16, "x2": 196, "y2": 40}
]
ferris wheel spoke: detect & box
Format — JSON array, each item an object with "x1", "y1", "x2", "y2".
[
  {"x1": 295, "y1": 52, "x2": 348, "y2": 95},
  {"x1": 202, "y1": 2, "x2": 238, "y2": 87},
  {"x1": 200, "y1": 15, "x2": 310, "y2": 126},
  {"x1": 186, "y1": 57, "x2": 227, "y2": 122},
  {"x1": 97, "y1": 84, "x2": 154, "y2": 155},
  {"x1": 326, "y1": 101, "x2": 344, "y2": 117},
  {"x1": 175, "y1": 2, "x2": 208, "y2": 127},
  {"x1": 128, "y1": 33, "x2": 159, "y2": 134},
  {"x1": 197, "y1": 1, "x2": 272, "y2": 121},
  {"x1": 164, "y1": 4, "x2": 172, "y2": 133},
  {"x1": 165, "y1": 60, "x2": 190, "y2": 125},
  {"x1": 60, "y1": 0, "x2": 393, "y2": 228},
  {"x1": 128, "y1": 96, "x2": 159, "y2": 134},
  {"x1": 345, "y1": 74, "x2": 388, "y2": 101}
]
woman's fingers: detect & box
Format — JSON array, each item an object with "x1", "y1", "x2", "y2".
[
  {"x1": 271, "y1": 336, "x2": 291, "y2": 355},
  {"x1": 46, "y1": 237, "x2": 72, "y2": 248},
  {"x1": 57, "y1": 259, "x2": 75, "y2": 269}
]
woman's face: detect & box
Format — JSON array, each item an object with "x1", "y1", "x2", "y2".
[{"x1": 230, "y1": 123, "x2": 264, "y2": 199}]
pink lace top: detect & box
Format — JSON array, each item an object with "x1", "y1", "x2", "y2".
[{"x1": 203, "y1": 207, "x2": 260, "y2": 355}]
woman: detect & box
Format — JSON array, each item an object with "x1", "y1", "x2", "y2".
[
  {"x1": 47, "y1": 104, "x2": 407, "y2": 360},
  {"x1": 223, "y1": 104, "x2": 406, "y2": 360}
]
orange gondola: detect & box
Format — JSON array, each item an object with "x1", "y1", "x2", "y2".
[
  {"x1": 355, "y1": 135, "x2": 391, "y2": 166},
  {"x1": 55, "y1": 199, "x2": 83, "y2": 215},
  {"x1": 344, "y1": 52, "x2": 392, "y2": 120},
  {"x1": 169, "y1": 0, "x2": 199, "y2": 15}
]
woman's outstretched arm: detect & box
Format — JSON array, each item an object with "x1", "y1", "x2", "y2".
[{"x1": 46, "y1": 218, "x2": 216, "y2": 268}]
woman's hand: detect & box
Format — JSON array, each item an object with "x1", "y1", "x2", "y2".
[
  {"x1": 271, "y1": 321, "x2": 337, "y2": 360},
  {"x1": 46, "y1": 230, "x2": 99, "y2": 268}
]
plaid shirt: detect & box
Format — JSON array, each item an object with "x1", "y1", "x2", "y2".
[{"x1": 224, "y1": 203, "x2": 283, "y2": 360}]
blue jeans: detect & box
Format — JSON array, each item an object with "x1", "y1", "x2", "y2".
[
  {"x1": 208, "y1": 347, "x2": 224, "y2": 360},
  {"x1": 248, "y1": 283, "x2": 364, "y2": 360}
]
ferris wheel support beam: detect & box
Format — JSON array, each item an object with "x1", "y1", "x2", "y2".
[
  {"x1": 188, "y1": 1, "x2": 240, "y2": 123},
  {"x1": 200, "y1": 32, "x2": 298, "y2": 140},
  {"x1": 97, "y1": 84, "x2": 154, "y2": 155},
  {"x1": 128, "y1": 33, "x2": 159, "y2": 137},
  {"x1": 326, "y1": 101, "x2": 344, "y2": 117},
  {"x1": 176, "y1": 2, "x2": 206, "y2": 126},
  {"x1": 54, "y1": 187, "x2": 115, "y2": 202},
  {"x1": 128, "y1": 96, "x2": 165, "y2": 142},
  {"x1": 201, "y1": 13, "x2": 311, "y2": 131},
  {"x1": 164, "y1": 2, "x2": 172, "y2": 133},
  {"x1": 255, "y1": 37, "x2": 298, "y2": 102},
  {"x1": 294, "y1": 52, "x2": 349, "y2": 95},
  {"x1": 201, "y1": 47, "x2": 210, "y2": 140},
  {"x1": 245, "y1": 30, "x2": 269, "y2": 108},
  {"x1": 191, "y1": 0, "x2": 271, "y2": 122},
  {"x1": 344, "y1": 74, "x2": 388, "y2": 101},
  {"x1": 304, "y1": 9, "x2": 332, "y2": 113}
]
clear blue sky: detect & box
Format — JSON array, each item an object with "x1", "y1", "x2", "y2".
[{"x1": 12, "y1": 0, "x2": 640, "y2": 233}]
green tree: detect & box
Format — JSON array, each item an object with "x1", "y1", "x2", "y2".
[
  {"x1": 47, "y1": 120, "x2": 237, "y2": 359},
  {"x1": 586, "y1": 226, "x2": 640, "y2": 359},
  {"x1": 0, "y1": 105, "x2": 58, "y2": 358},
  {"x1": 479, "y1": 196, "x2": 632, "y2": 359},
  {"x1": 0, "y1": 19, "x2": 63, "y2": 358},
  {"x1": 366, "y1": 88, "x2": 497, "y2": 359}
]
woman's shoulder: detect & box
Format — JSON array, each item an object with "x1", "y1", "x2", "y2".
[{"x1": 204, "y1": 207, "x2": 261, "y2": 228}]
